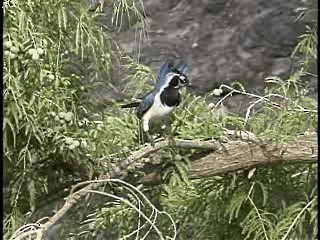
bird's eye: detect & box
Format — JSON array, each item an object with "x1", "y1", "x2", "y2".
[{"x1": 179, "y1": 75, "x2": 187, "y2": 84}]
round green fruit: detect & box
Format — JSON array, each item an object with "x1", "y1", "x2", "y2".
[
  {"x1": 81, "y1": 140, "x2": 88, "y2": 148},
  {"x1": 68, "y1": 144, "x2": 76, "y2": 150},
  {"x1": 28, "y1": 48, "x2": 37, "y2": 55},
  {"x1": 10, "y1": 46, "x2": 18, "y2": 53},
  {"x1": 174, "y1": 154, "x2": 182, "y2": 161},
  {"x1": 37, "y1": 48, "x2": 45, "y2": 55},
  {"x1": 32, "y1": 53, "x2": 40, "y2": 60},
  {"x1": 9, "y1": 53, "x2": 17, "y2": 59},
  {"x1": 64, "y1": 112, "x2": 73, "y2": 122},
  {"x1": 65, "y1": 137, "x2": 74, "y2": 145},
  {"x1": 73, "y1": 140, "x2": 80, "y2": 147},
  {"x1": 48, "y1": 74, "x2": 55, "y2": 80},
  {"x1": 5, "y1": 41, "x2": 13, "y2": 49}
]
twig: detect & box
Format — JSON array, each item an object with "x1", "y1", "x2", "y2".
[
  {"x1": 215, "y1": 85, "x2": 317, "y2": 121},
  {"x1": 11, "y1": 178, "x2": 177, "y2": 240},
  {"x1": 281, "y1": 197, "x2": 317, "y2": 240},
  {"x1": 245, "y1": 93, "x2": 284, "y2": 122},
  {"x1": 246, "y1": 183, "x2": 269, "y2": 240},
  {"x1": 214, "y1": 89, "x2": 236, "y2": 108},
  {"x1": 86, "y1": 190, "x2": 166, "y2": 240},
  {"x1": 247, "y1": 196, "x2": 269, "y2": 240}
]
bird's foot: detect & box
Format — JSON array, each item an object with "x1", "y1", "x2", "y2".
[
  {"x1": 146, "y1": 132, "x2": 155, "y2": 147},
  {"x1": 167, "y1": 135, "x2": 175, "y2": 145}
]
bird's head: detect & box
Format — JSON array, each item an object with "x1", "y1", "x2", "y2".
[
  {"x1": 166, "y1": 72, "x2": 189, "y2": 89},
  {"x1": 155, "y1": 60, "x2": 190, "y2": 91}
]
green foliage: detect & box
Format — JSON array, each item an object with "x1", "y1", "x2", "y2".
[
  {"x1": 4, "y1": 0, "x2": 317, "y2": 239},
  {"x1": 249, "y1": 76, "x2": 317, "y2": 142},
  {"x1": 173, "y1": 93, "x2": 223, "y2": 140},
  {"x1": 3, "y1": 0, "x2": 145, "y2": 237}
]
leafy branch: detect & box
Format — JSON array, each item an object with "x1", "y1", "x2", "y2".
[{"x1": 9, "y1": 129, "x2": 317, "y2": 239}]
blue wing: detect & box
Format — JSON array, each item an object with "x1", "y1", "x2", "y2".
[
  {"x1": 136, "y1": 91, "x2": 156, "y2": 119},
  {"x1": 154, "y1": 60, "x2": 175, "y2": 91}
]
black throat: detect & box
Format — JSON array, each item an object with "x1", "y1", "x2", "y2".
[{"x1": 160, "y1": 87, "x2": 181, "y2": 107}]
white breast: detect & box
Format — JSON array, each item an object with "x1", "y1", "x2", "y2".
[
  {"x1": 144, "y1": 92, "x2": 175, "y2": 119},
  {"x1": 141, "y1": 92, "x2": 175, "y2": 132}
]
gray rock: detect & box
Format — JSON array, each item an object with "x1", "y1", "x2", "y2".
[{"x1": 114, "y1": 0, "x2": 314, "y2": 113}]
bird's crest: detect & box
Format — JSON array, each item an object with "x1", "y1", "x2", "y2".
[
  {"x1": 154, "y1": 60, "x2": 189, "y2": 91},
  {"x1": 175, "y1": 63, "x2": 189, "y2": 75}
]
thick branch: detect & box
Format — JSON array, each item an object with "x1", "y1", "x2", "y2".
[
  {"x1": 190, "y1": 133, "x2": 317, "y2": 178},
  {"x1": 13, "y1": 132, "x2": 317, "y2": 239}
]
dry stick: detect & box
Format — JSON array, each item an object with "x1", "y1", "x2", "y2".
[
  {"x1": 10, "y1": 229, "x2": 40, "y2": 240},
  {"x1": 245, "y1": 93, "x2": 285, "y2": 122},
  {"x1": 86, "y1": 190, "x2": 166, "y2": 240},
  {"x1": 72, "y1": 178, "x2": 176, "y2": 240},
  {"x1": 216, "y1": 84, "x2": 317, "y2": 117}
]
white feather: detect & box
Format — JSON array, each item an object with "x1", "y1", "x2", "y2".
[
  {"x1": 142, "y1": 73, "x2": 178, "y2": 132},
  {"x1": 142, "y1": 91, "x2": 175, "y2": 132}
]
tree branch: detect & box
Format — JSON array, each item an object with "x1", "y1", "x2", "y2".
[
  {"x1": 11, "y1": 132, "x2": 317, "y2": 239},
  {"x1": 190, "y1": 132, "x2": 317, "y2": 178}
]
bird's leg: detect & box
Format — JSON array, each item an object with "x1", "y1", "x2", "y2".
[
  {"x1": 168, "y1": 126, "x2": 176, "y2": 145},
  {"x1": 146, "y1": 131, "x2": 155, "y2": 147},
  {"x1": 164, "y1": 118, "x2": 175, "y2": 145},
  {"x1": 143, "y1": 119, "x2": 155, "y2": 147}
]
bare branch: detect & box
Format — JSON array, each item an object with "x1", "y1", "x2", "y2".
[
  {"x1": 190, "y1": 132, "x2": 317, "y2": 178},
  {"x1": 215, "y1": 84, "x2": 318, "y2": 121}
]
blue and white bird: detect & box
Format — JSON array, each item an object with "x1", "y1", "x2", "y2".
[{"x1": 122, "y1": 60, "x2": 190, "y2": 145}]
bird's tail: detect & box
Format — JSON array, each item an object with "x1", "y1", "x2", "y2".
[{"x1": 121, "y1": 101, "x2": 140, "y2": 108}]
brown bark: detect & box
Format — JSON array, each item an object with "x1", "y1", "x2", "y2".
[{"x1": 190, "y1": 133, "x2": 317, "y2": 178}]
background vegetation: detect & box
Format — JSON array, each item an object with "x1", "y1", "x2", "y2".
[{"x1": 4, "y1": 0, "x2": 317, "y2": 239}]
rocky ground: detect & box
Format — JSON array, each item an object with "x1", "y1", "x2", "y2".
[{"x1": 111, "y1": 0, "x2": 316, "y2": 114}]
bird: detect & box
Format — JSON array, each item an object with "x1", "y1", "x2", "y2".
[{"x1": 122, "y1": 60, "x2": 190, "y2": 146}]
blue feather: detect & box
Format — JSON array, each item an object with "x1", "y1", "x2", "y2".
[
  {"x1": 136, "y1": 92, "x2": 156, "y2": 119},
  {"x1": 154, "y1": 60, "x2": 175, "y2": 91},
  {"x1": 157, "y1": 60, "x2": 174, "y2": 80}
]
